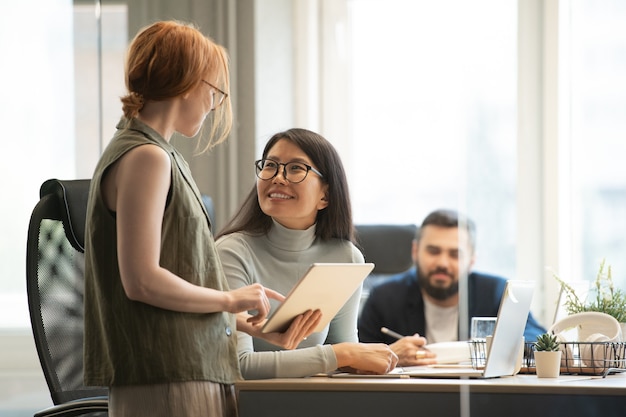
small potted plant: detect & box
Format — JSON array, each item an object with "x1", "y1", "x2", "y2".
[{"x1": 534, "y1": 332, "x2": 561, "y2": 378}]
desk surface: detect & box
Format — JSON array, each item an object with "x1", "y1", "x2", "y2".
[
  {"x1": 237, "y1": 373, "x2": 626, "y2": 395},
  {"x1": 236, "y1": 373, "x2": 626, "y2": 417}
]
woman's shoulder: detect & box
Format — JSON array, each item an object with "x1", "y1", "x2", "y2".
[
  {"x1": 347, "y1": 240, "x2": 366, "y2": 262},
  {"x1": 319, "y1": 238, "x2": 365, "y2": 263},
  {"x1": 216, "y1": 231, "x2": 247, "y2": 247},
  {"x1": 216, "y1": 231, "x2": 265, "y2": 253}
]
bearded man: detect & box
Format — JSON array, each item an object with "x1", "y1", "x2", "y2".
[{"x1": 357, "y1": 209, "x2": 545, "y2": 366}]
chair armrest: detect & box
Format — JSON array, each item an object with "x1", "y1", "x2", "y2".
[{"x1": 34, "y1": 397, "x2": 108, "y2": 417}]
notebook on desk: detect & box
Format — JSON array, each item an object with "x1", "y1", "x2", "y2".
[{"x1": 396, "y1": 280, "x2": 535, "y2": 379}]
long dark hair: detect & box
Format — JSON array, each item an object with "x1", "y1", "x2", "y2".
[{"x1": 216, "y1": 128, "x2": 355, "y2": 242}]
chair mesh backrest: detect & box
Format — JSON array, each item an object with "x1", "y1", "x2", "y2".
[
  {"x1": 26, "y1": 179, "x2": 108, "y2": 405},
  {"x1": 355, "y1": 224, "x2": 418, "y2": 292}
]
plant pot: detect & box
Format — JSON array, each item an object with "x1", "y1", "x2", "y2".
[{"x1": 534, "y1": 351, "x2": 562, "y2": 378}]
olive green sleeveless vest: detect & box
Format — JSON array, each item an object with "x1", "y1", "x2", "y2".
[{"x1": 84, "y1": 118, "x2": 240, "y2": 386}]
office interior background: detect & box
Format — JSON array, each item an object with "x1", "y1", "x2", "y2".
[{"x1": 1, "y1": 0, "x2": 626, "y2": 409}]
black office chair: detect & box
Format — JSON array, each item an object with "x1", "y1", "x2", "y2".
[
  {"x1": 354, "y1": 224, "x2": 418, "y2": 311},
  {"x1": 26, "y1": 178, "x2": 108, "y2": 417}
]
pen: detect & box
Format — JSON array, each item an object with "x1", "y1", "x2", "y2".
[{"x1": 380, "y1": 327, "x2": 406, "y2": 340}]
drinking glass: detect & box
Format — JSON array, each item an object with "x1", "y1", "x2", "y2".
[{"x1": 470, "y1": 317, "x2": 497, "y2": 340}]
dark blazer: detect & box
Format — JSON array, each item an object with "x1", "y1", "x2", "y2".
[{"x1": 358, "y1": 268, "x2": 546, "y2": 344}]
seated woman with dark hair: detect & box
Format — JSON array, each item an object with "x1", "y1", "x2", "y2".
[{"x1": 216, "y1": 128, "x2": 398, "y2": 379}]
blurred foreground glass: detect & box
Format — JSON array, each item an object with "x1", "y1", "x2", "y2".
[
  {"x1": 567, "y1": 0, "x2": 626, "y2": 291},
  {"x1": 346, "y1": 0, "x2": 518, "y2": 281}
]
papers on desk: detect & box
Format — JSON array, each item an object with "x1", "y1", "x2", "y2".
[
  {"x1": 424, "y1": 341, "x2": 472, "y2": 364},
  {"x1": 326, "y1": 369, "x2": 411, "y2": 379},
  {"x1": 327, "y1": 365, "x2": 479, "y2": 379},
  {"x1": 325, "y1": 341, "x2": 473, "y2": 379}
]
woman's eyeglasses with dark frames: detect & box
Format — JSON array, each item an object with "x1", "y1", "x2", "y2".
[{"x1": 255, "y1": 159, "x2": 324, "y2": 184}]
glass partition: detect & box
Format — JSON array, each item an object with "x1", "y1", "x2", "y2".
[
  {"x1": 340, "y1": 0, "x2": 518, "y2": 280},
  {"x1": 568, "y1": 0, "x2": 626, "y2": 290}
]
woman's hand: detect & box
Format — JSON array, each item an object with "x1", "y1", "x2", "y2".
[
  {"x1": 390, "y1": 334, "x2": 437, "y2": 366},
  {"x1": 237, "y1": 309, "x2": 322, "y2": 350},
  {"x1": 226, "y1": 284, "x2": 284, "y2": 323},
  {"x1": 332, "y1": 343, "x2": 399, "y2": 374}
]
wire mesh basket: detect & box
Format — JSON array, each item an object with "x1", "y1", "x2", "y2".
[
  {"x1": 468, "y1": 340, "x2": 489, "y2": 369},
  {"x1": 521, "y1": 341, "x2": 626, "y2": 376},
  {"x1": 468, "y1": 340, "x2": 626, "y2": 376}
]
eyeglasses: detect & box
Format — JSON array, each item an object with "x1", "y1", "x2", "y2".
[
  {"x1": 255, "y1": 158, "x2": 324, "y2": 184},
  {"x1": 201, "y1": 80, "x2": 228, "y2": 110}
]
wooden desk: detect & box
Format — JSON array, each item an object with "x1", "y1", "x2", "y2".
[{"x1": 236, "y1": 374, "x2": 626, "y2": 417}]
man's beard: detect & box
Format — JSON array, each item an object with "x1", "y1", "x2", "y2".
[{"x1": 417, "y1": 266, "x2": 459, "y2": 301}]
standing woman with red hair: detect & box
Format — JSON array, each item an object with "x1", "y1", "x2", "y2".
[{"x1": 83, "y1": 20, "x2": 279, "y2": 417}]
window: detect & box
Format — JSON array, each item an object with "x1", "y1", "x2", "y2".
[
  {"x1": 567, "y1": 0, "x2": 626, "y2": 289},
  {"x1": 0, "y1": 1, "x2": 126, "y2": 328},
  {"x1": 322, "y1": 0, "x2": 518, "y2": 279},
  {"x1": 315, "y1": 0, "x2": 626, "y2": 325}
]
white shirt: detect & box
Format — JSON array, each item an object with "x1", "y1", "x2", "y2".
[{"x1": 423, "y1": 297, "x2": 459, "y2": 343}]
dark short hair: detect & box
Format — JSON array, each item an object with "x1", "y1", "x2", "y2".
[{"x1": 416, "y1": 209, "x2": 476, "y2": 251}]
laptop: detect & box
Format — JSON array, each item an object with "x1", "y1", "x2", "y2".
[
  {"x1": 396, "y1": 280, "x2": 535, "y2": 379},
  {"x1": 262, "y1": 263, "x2": 374, "y2": 334}
]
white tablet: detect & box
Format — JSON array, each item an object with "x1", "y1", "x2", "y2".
[{"x1": 261, "y1": 263, "x2": 374, "y2": 334}]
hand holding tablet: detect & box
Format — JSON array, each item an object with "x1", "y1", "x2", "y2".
[{"x1": 261, "y1": 263, "x2": 374, "y2": 334}]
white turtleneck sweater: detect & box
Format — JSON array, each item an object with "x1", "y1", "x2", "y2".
[{"x1": 216, "y1": 220, "x2": 365, "y2": 379}]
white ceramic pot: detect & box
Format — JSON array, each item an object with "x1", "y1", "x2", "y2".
[{"x1": 534, "y1": 351, "x2": 562, "y2": 378}]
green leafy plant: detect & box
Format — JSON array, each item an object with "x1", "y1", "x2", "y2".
[
  {"x1": 534, "y1": 332, "x2": 560, "y2": 352},
  {"x1": 553, "y1": 259, "x2": 626, "y2": 323}
]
